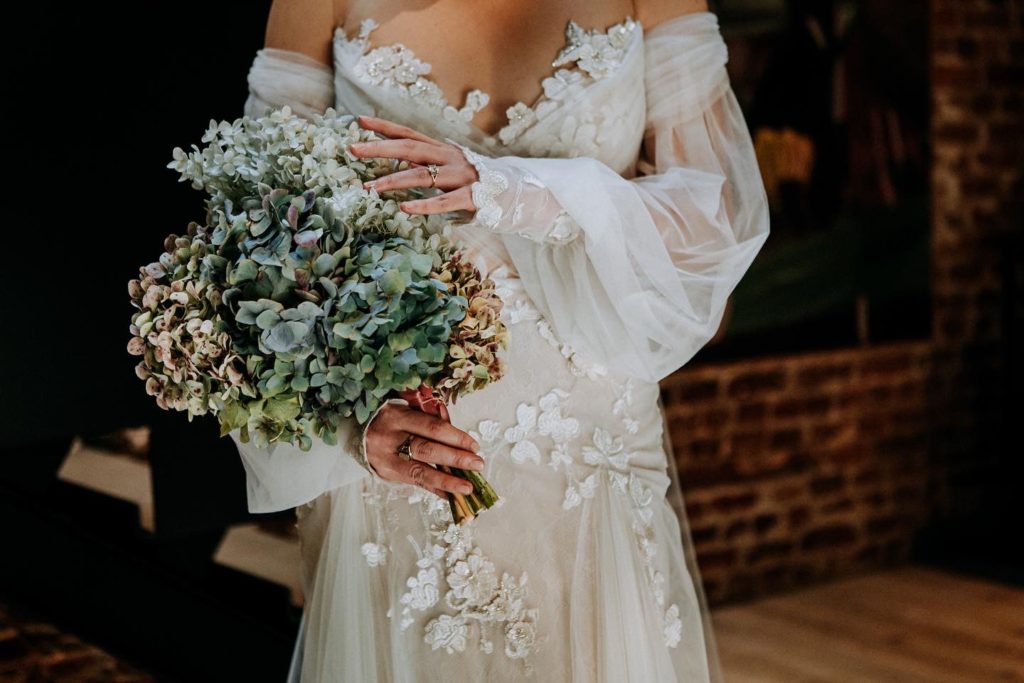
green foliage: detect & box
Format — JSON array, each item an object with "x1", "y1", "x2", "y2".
[{"x1": 129, "y1": 106, "x2": 509, "y2": 451}]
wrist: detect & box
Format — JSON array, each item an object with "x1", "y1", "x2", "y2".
[
  {"x1": 352, "y1": 397, "x2": 409, "y2": 478},
  {"x1": 446, "y1": 137, "x2": 511, "y2": 230},
  {"x1": 445, "y1": 138, "x2": 582, "y2": 246}
]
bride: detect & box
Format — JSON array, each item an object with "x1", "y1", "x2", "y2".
[{"x1": 232, "y1": 0, "x2": 770, "y2": 680}]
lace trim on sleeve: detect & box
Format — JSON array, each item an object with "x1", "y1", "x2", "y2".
[
  {"x1": 447, "y1": 139, "x2": 510, "y2": 229},
  {"x1": 446, "y1": 139, "x2": 582, "y2": 246}
]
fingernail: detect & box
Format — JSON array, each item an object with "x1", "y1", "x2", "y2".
[
  {"x1": 472, "y1": 441, "x2": 481, "y2": 453},
  {"x1": 461, "y1": 483, "x2": 474, "y2": 494},
  {"x1": 470, "y1": 459, "x2": 484, "y2": 471}
]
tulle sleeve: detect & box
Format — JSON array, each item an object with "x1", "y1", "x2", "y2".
[
  {"x1": 230, "y1": 47, "x2": 390, "y2": 513},
  {"x1": 449, "y1": 11, "x2": 770, "y2": 383}
]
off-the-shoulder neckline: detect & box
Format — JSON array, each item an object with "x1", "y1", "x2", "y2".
[{"x1": 332, "y1": 14, "x2": 644, "y2": 143}]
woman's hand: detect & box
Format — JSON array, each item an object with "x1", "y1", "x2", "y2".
[
  {"x1": 364, "y1": 400, "x2": 485, "y2": 498},
  {"x1": 350, "y1": 114, "x2": 479, "y2": 216}
]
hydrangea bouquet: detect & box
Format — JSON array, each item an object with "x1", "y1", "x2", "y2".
[{"x1": 127, "y1": 105, "x2": 507, "y2": 523}]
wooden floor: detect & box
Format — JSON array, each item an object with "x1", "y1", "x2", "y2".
[{"x1": 713, "y1": 566, "x2": 1024, "y2": 682}]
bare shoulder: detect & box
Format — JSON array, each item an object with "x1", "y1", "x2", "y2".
[
  {"x1": 634, "y1": 0, "x2": 711, "y2": 31},
  {"x1": 262, "y1": 0, "x2": 346, "y2": 67}
]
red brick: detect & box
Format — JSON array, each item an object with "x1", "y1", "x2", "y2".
[
  {"x1": 747, "y1": 541, "x2": 794, "y2": 564},
  {"x1": 867, "y1": 515, "x2": 905, "y2": 535},
  {"x1": 672, "y1": 378, "x2": 721, "y2": 402},
  {"x1": 726, "y1": 573, "x2": 755, "y2": 598},
  {"x1": 796, "y1": 363, "x2": 853, "y2": 389},
  {"x1": 856, "y1": 543, "x2": 884, "y2": 563},
  {"x1": 754, "y1": 513, "x2": 778, "y2": 535},
  {"x1": 769, "y1": 428, "x2": 803, "y2": 450},
  {"x1": 788, "y1": 507, "x2": 811, "y2": 529},
  {"x1": 736, "y1": 403, "x2": 768, "y2": 423},
  {"x1": 698, "y1": 549, "x2": 738, "y2": 570},
  {"x1": 688, "y1": 438, "x2": 721, "y2": 460},
  {"x1": 862, "y1": 492, "x2": 889, "y2": 508},
  {"x1": 933, "y1": 66, "x2": 979, "y2": 89},
  {"x1": 810, "y1": 475, "x2": 845, "y2": 495},
  {"x1": 769, "y1": 480, "x2": 803, "y2": 501},
  {"x1": 773, "y1": 396, "x2": 831, "y2": 419},
  {"x1": 725, "y1": 520, "x2": 749, "y2": 539},
  {"x1": 712, "y1": 491, "x2": 759, "y2": 514},
  {"x1": 801, "y1": 525, "x2": 858, "y2": 550},
  {"x1": 727, "y1": 369, "x2": 787, "y2": 398},
  {"x1": 757, "y1": 565, "x2": 794, "y2": 593},
  {"x1": 820, "y1": 499, "x2": 855, "y2": 514},
  {"x1": 854, "y1": 468, "x2": 882, "y2": 486},
  {"x1": 679, "y1": 463, "x2": 735, "y2": 487}
]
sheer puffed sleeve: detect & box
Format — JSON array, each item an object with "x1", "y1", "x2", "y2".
[
  {"x1": 243, "y1": 47, "x2": 336, "y2": 121},
  {"x1": 230, "y1": 47, "x2": 392, "y2": 513},
  {"x1": 449, "y1": 11, "x2": 770, "y2": 383}
]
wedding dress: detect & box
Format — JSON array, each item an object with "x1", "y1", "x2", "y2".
[{"x1": 232, "y1": 10, "x2": 769, "y2": 682}]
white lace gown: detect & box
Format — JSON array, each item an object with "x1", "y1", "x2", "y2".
[{"x1": 232, "y1": 10, "x2": 769, "y2": 682}]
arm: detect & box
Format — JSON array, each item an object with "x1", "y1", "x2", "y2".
[
  {"x1": 448, "y1": 8, "x2": 770, "y2": 383},
  {"x1": 232, "y1": 0, "x2": 391, "y2": 513}
]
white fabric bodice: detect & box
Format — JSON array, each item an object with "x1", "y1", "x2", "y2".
[{"x1": 332, "y1": 16, "x2": 646, "y2": 174}]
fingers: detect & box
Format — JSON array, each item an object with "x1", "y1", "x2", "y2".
[
  {"x1": 395, "y1": 458, "x2": 475, "y2": 495},
  {"x1": 362, "y1": 403, "x2": 483, "y2": 496},
  {"x1": 357, "y1": 114, "x2": 441, "y2": 145},
  {"x1": 400, "y1": 186, "x2": 476, "y2": 215},
  {"x1": 395, "y1": 407, "x2": 480, "y2": 452},
  {"x1": 404, "y1": 434, "x2": 485, "y2": 472},
  {"x1": 363, "y1": 163, "x2": 473, "y2": 193},
  {"x1": 349, "y1": 137, "x2": 458, "y2": 165}
]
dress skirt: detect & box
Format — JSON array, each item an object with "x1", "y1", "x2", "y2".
[{"x1": 286, "y1": 269, "x2": 714, "y2": 682}]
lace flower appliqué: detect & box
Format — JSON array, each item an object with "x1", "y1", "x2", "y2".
[
  {"x1": 553, "y1": 18, "x2": 639, "y2": 80},
  {"x1": 337, "y1": 16, "x2": 639, "y2": 148},
  {"x1": 345, "y1": 18, "x2": 490, "y2": 131},
  {"x1": 369, "y1": 488, "x2": 541, "y2": 673},
  {"x1": 471, "y1": 373, "x2": 684, "y2": 650},
  {"x1": 603, "y1": 376, "x2": 685, "y2": 649}
]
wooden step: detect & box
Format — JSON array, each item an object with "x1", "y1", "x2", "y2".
[
  {"x1": 56, "y1": 436, "x2": 154, "y2": 533},
  {"x1": 213, "y1": 522, "x2": 304, "y2": 608}
]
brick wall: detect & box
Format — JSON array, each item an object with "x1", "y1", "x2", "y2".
[
  {"x1": 662, "y1": 0, "x2": 1021, "y2": 605},
  {"x1": 661, "y1": 343, "x2": 935, "y2": 604},
  {"x1": 929, "y1": 0, "x2": 1021, "y2": 523}
]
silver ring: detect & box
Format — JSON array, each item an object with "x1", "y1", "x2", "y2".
[
  {"x1": 396, "y1": 433, "x2": 415, "y2": 461},
  {"x1": 426, "y1": 163, "x2": 439, "y2": 188}
]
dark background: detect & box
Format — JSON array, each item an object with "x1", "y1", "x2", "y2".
[
  {"x1": 4, "y1": 1, "x2": 273, "y2": 443},
  {"x1": 2, "y1": 2, "x2": 297, "y2": 680}
]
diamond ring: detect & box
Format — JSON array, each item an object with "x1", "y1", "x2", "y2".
[
  {"x1": 426, "y1": 163, "x2": 439, "y2": 188},
  {"x1": 396, "y1": 433, "x2": 416, "y2": 461}
]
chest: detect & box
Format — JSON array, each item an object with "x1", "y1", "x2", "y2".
[
  {"x1": 339, "y1": 1, "x2": 633, "y2": 127},
  {"x1": 332, "y1": 4, "x2": 649, "y2": 175}
]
